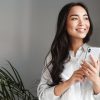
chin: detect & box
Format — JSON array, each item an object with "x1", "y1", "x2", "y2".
[
  {"x1": 79, "y1": 33, "x2": 87, "y2": 38},
  {"x1": 80, "y1": 36, "x2": 86, "y2": 39}
]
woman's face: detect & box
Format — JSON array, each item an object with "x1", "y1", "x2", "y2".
[{"x1": 66, "y1": 6, "x2": 90, "y2": 41}]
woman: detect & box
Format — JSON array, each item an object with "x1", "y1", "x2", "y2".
[{"x1": 37, "y1": 2, "x2": 100, "y2": 100}]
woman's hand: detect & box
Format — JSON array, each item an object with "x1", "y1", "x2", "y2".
[
  {"x1": 54, "y1": 68, "x2": 84, "y2": 96},
  {"x1": 81, "y1": 54, "x2": 100, "y2": 83},
  {"x1": 69, "y1": 68, "x2": 85, "y2": 84},
  {"x1": 81, "y1": 54, "x2": 100, "y2": 94}
]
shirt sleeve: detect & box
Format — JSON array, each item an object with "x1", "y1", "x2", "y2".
[{"x1": 37, "y1": 54, "x2": 60, "y2": 100}]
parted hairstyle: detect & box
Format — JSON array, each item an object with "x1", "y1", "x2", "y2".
[{"x1": 45, "y1": 2, "x2": 93, "y2": 86}]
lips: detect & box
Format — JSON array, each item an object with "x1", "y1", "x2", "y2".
[{"x1": 76, "y1": 28, "x2": 86, "y2": 33}]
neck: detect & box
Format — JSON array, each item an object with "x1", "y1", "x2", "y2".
[{"x1": 69, "y1": 39, "x2": 83, "y2": 54}]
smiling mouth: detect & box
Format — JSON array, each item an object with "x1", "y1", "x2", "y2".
[{"x1": 76, "y1": 28, "x2": 86, "y2": 33}]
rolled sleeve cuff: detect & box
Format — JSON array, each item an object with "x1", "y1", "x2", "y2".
[{"x1": 45, "y1": 86, "x2": 60, "y2": 100}]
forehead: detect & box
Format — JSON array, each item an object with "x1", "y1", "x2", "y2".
[{"x1": 68, "y1": 6, "x2": 88, "y2": 16}]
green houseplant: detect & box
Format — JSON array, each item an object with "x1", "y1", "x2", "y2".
[{"x1": 0, "y1": 60, "x2": 38, "y2": 100}]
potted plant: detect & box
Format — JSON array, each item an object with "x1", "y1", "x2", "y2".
[{"x1": 0, "y1": 60, "x2": 38, "y2": 100}]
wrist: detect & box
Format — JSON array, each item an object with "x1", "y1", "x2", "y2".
[
  {"x1": 93, "y1": 76, "x2": 100, "y2": 85},
  {"x1": 93, "y1": 77, "x2": 100, "y2": 94},
  {"x1": 54, "y1": 79, "x2": 73, "y2": 96},
  {"x1": 67, "y1": 78, "x2": 74, "y2": 86}
]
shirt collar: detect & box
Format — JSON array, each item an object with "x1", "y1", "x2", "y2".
[
  {"x1": 69, "y1": 43, "x2": 89, "y2": 58},
  {"x1": 71, "y1": 43, "x2": 89, "y2": 52},
  {"x1": 81, "y1": 43, "x2": 89, "y2": 52}
]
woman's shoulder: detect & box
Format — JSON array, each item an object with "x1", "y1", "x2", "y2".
[
  {"x1": 45, "y1": 52, "x2": 52, "y2": 64},
  {"x1": 43, "y1": 52, "x2": 52, "y2": 72}
]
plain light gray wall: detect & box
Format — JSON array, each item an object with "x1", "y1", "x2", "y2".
[{"x1": 0, "y1": 0, "x2": 100, "y2": 96}]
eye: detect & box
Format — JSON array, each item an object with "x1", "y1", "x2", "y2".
[
  {"x1": 84, "y1": 17, "x2": 89, "y2": 20},
  {"x1": 71, "y1": 17, "x2": 78, "y2": 20}
]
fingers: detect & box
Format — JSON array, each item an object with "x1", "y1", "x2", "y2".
[
  {"x1": 75, "y1": 76, "x2": 83, "y2": 82},
  {"x1": 81, "y1": 58, "x2": 100, "y2": 82},
  {"x1": 82, "y1": 60, "x2": 97, "y2": 74},
  {"x1": 72, "y1": 69, "x2": 85, "y2": 82},
  {"x1": 74, "y1": 69, "x2": 85, "y2": 77},
  {"x1": 81, "y1": 65, "x2": 94, "y2": 76},
  {"x1": 89, "y1": 54, "x2": 97, "y2": 68}
]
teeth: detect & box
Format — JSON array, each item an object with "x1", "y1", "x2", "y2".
[{"x1": 76, "y1": 28, "x2": 86, "y2": 32}]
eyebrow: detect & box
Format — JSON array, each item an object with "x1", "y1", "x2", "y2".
[{"x1": 70, "y1": 14, "x2": 88, "y2": 17}]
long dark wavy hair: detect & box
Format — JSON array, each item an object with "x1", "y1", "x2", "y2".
[{"x1": 45, "y1": 2, "x2": 93, "y2": 86}]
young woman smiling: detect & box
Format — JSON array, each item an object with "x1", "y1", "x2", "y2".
[{"x1": 37, "y1": 2, "x2": 100, "y2": 100}]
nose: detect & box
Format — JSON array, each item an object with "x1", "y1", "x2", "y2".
[{"x1": 78, "y1": 18, "x2": 84, "y2": 26}]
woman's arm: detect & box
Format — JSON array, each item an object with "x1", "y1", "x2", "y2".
[
  {"x1": 37, "y1": 54, "x2": 84, "y2": 99},
  {"x1": 37, "y1": 67, "x2": 60, "y2": 100},
  {"x1": 92, "y1": 77, "x2": 100, "y2": 94},
  {"x1": 54, "y1": 68, "x2": 84, "y2": 96},
  {"x1": 37, "y1": 54, "x2": 60, "y2": 100},
  {"x1": 54, "y1": 78, "x2": 72, "y2": 96}
]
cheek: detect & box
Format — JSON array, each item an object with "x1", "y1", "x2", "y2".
[
  {"x1": 66, "y1": 24, "x2": 76, "y2": 36},
  {"x1": 87, "y1": 22, "x2": 90, "y2": 29},
  {"x1": 66, "y1": 22, "x2": 75, "y2": 31}
]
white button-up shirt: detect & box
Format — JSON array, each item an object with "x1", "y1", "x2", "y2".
[{"x1": 37, "y1": 43, "x2": 100, "y2": 100}]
